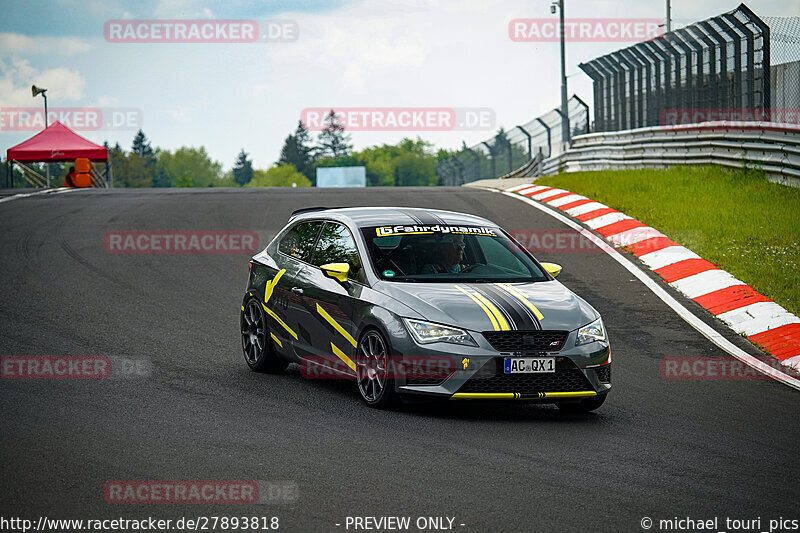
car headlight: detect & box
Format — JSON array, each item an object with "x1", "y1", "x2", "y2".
[
  {"x1": 403, "y1": 319, "x2": 477, "y2": 346},
  {"x1": 576, "y1": 317, "x2": 606, "y2": 346}
]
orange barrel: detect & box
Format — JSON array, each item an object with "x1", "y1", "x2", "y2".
[
  {"x1": 73, "y1": 173, "x2": 92, "y2": 188},
  {"x1": 75, "y1": 158, "x2": 92, "y2": 173}
]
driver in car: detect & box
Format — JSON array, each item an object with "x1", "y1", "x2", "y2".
[{"x1": 420, "y1": 235, "x2": 466, "y2": 274}]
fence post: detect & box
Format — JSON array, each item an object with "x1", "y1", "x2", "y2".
[{"x1": 536, "y1": 118, "x2": 552, "y2": 157}]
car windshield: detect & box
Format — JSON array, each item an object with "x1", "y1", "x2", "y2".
[{"x1": 360, "y1": 225, "x2": 548, "y2": 283}]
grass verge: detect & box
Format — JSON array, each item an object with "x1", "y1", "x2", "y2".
[{"x1": 538, "y1": 166, "x2": 800, "y2": 317}]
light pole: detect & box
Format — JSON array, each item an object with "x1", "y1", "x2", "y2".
[
  {"x1": 31, "y1": 84, "x2": 50, "y2": 187},
  {"x1": 551, "y1": 0, "x2": 570, "y2": 145},
  {"x1": 666, "y1": 0, "x2": 672, "y2": 33}
]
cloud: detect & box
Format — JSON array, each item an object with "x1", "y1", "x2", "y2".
[
  {"x1": 0, "y1": 33, "x2": 90, "y2": 56},
  {"x1": 0, "y1": 59, "x2": 85, "y2": 107},
  {"x1": 167, "y1": 105, "x2": 188, "y2": 120}
]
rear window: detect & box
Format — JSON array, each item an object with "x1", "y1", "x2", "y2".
[{"x1": 278, "y1": 221, "x2": 323, "y2": 262}]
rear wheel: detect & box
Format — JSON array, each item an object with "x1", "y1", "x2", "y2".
[
  {"x1": 241, "y1": 299, "x2": 288, "y2": 373},
  {"x1": 557, "y1": 394, "x2": 606, "y2": 413},
  {"x1": 356, "y1": 329, "x2": 397, "y2": 409}
]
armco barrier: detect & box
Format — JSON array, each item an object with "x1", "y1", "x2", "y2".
[{"x1": 535, "y1": 121, "x2": 800, "y2": 185}]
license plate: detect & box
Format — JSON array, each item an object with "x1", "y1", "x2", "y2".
[{"x1": 504, "y1": 357, "x2": 555, "y2": 374}]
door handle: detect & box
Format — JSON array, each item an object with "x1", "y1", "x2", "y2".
[{"x1": 291, "y1": 287, "x2": 304, "y2": 295}]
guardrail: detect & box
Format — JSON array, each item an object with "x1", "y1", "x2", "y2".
[{"x1": 500, "y1": 121, "x2": 800, "y2": 185}]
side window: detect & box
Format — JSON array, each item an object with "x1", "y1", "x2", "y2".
[
  {"x1": 278, "y1": 221, "x2": 323, "y2": 262},
  {"x1": 312, "y1": 223, "x2": 366, "y2": 283}
]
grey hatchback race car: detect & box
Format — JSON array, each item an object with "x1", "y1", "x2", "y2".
[{"x1": 240, "y1": 207, "x2": 611, "y2": 411}]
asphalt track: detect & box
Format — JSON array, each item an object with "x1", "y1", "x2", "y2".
[{"x1": 1, "y1": 187, "x2": 798, "y2": 532}]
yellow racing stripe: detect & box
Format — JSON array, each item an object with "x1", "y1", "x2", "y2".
[
  {"x1": 495, "y1": 283, "x2": 545, "y2": 321},
  {"x1": 450, "y1": 393, "x2": 516, "y2": 400},
  {"x1": 451, "y1": 391, "x2": 597, "y2": 400},
  {"x1": 331, "y1": 342, "x2": 356, "y2": 371},
  {"x1": 262, "y1": 303, "x2": 298, "y2": 340},
  {"x1": 270, "y1": 332, "x2": 283, "y2": 348},
  {"x1": 541, "y1": 391, "x2": 597, "y2": 398},
  {"x1": 316, "y1": 303, "x2": 357, "y2": 347},
  {"x1": 470, "y1": 291, "x2": 510, "y2": 331},
  {"x1": 454, "y1": 285, "x2": 500, "y2": 331}
]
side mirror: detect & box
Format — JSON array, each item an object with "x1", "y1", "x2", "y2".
[
  {"x1": 540, "y1": 262, "x2": 563, "y2": 278},
  {"x1": 320, "y1": 262, "x2": 350, "y2": 284}
]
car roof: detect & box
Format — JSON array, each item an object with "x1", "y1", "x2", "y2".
[{"x1": 289, "y1": 206, "x2": 498, "y2": 228}]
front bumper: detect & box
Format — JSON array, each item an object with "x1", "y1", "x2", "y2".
[{"x1": 390, "y1": 331, "x2": 611, "y2": 402}]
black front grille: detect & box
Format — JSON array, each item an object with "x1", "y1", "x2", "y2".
[
  {"x1": 482, "y1": 330, "x2": 569, "y2": 352},
  {"x1": 458, "y1": 358, "x2": 592, "y2": 394},
  {"x1": 595, "y1": 364, "x2": 611, "y2": 383}
]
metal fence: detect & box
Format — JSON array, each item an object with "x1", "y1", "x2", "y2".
[
  {"x1": 765, "y1": 16, "x2": 800, "y2": 113},
  {"x1": 436, "y1": 95, "x2": 588, "y2": 185},
  {"x1": 580, "y1": 3, "x2": 771, "y2": 131}
]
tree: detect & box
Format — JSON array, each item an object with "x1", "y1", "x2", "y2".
[
  {"x1": 131, "y1": 130, "x2": 155, "y2": 160},
  {"x1": 294, "y1": 120, "x2": 315, "y2": 178},
  {"x1": 317, "y1": 110, "x2": 352, "y2": 159},
  {"x1": 278, "y1": 134, "x2": 300, "y2": 171},
  {"x1": 246, "y1": 164, "x2": 311, "y2": 188},
  {"x1": 1, "y1": 157, "x2": 26, "y2": 188},
  {"x1": 393, "y1": 152, "x2": 436, "y2": 186},
  {"x1": 156, "y1": 147, "x2": 222, "y2": 187},
  {"x1": 278, "y1": 120, "x2": 316, "y2": 181},
  {"x1": 113, "y1": 153, "x2": 154, "y2": 188},
  {"x1": 232, "y1": 149, "x2": 254, "y2": 186}
]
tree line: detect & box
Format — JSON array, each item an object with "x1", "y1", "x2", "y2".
[{"x1": 1, "y1": 110, "x2": 464, "y2": 188}]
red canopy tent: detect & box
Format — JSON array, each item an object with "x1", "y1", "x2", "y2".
[{"x1": 5, "y1": 121, "x2": 110, "y2": 188}]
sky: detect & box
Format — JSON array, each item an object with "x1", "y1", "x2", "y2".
[{"x1": 1, "y1": 0, "x2": 797, "y2": 171}]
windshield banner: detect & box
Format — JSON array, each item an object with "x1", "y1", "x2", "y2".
[{"x1": 375, "y1": 225, "x2": 498, "y2": 237}]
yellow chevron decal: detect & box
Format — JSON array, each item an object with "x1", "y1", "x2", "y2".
[
  {"x1": 454, "y1": 285, "x2": 500, "y2": 331},
  {"x1": 262, "y1": 303, "x2": 298, "y2": 340},
  {"x1": 316, "y1": 302, "x2": 357, "y2": 348},
  {"x1": 331, "y1": 342, "x2": 356, "y2": 371},
  {"x1": 264, "y1": 269, "x2": 286, "y2": 304},
  {"x1": 270, "y1": 332, "x2": 283, "y2": 348},
  {"x1": 495, "y1": 283, "x2": 545, "y2": 321}
]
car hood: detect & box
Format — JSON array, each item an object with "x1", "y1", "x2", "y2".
[{"x1": 377, "y1": 280, "x2": 598, "y2": 332}]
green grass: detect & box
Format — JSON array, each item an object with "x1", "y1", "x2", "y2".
[{"x1": 538, "y1": 166, "x2": 800, "y2": 317}]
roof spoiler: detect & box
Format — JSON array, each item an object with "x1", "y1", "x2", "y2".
[{"x1": 288, "y1": 206, "x2": 349, "y2": 221}]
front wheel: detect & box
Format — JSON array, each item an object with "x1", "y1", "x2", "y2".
[
  {"x1": 240, "y1": 299, "x2": 288, "y2": 373},
  {"x1": 355, "y1": 329, "x2": 398, "y2": 409},
  {"x1": 557, "y1": 394, "x2": 607, "y2": 413}
]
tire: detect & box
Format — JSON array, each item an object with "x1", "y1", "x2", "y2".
[
  {"x1": 355, "y1": 328, "x2": 398, "y2": 409},
  {"x1": 240, "y1": 298, "x2": 288, "y2": 373},
  {"x1": 557, "y1": 394, "x2": 607, "y2": 413}
]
